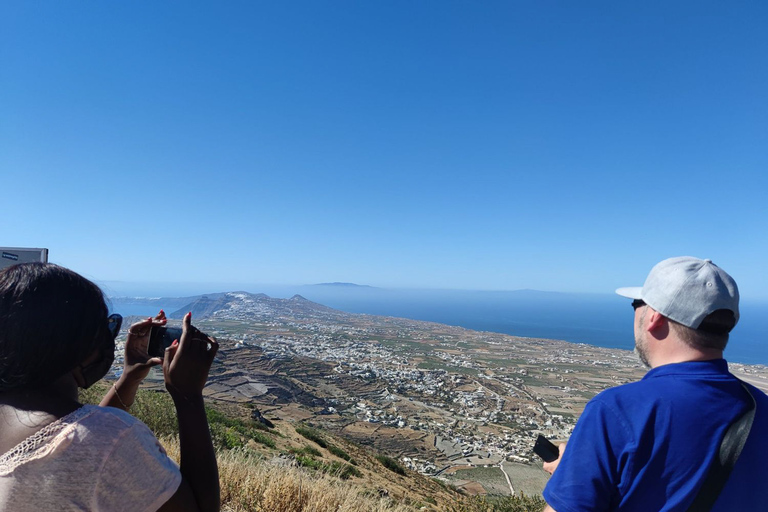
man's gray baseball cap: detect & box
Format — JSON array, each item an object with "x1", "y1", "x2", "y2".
[{"x1": 616, "y1": 256, "x2": 739, "y2": 330}]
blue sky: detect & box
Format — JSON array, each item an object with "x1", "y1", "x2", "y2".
[{"x1": 2, "y1": 2, "x2": 767, "y2": 298}]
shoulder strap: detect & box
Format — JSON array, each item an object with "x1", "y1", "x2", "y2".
[{"x1": 685, "y1": 381, "x2": 756, "y2": 512}]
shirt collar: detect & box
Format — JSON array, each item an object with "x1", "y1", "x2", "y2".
[{"x1": 642, "y1": 358, "x2": 730, "y2": 380}]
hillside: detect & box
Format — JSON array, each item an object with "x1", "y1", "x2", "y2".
[
  {"x1": 81, "y1": 382, "x2": 545, "y2": 511},
  {"x1": 168, "y1": 291, "x2": 343, "y2": 321}
]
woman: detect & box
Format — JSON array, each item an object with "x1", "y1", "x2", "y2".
[{"x1": 0, "y1": 262, "x2": 220, "y2": 511}]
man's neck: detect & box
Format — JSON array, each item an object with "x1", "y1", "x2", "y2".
[{"x1": 650, "y1": 340, "x2": 723, "y2": 368}]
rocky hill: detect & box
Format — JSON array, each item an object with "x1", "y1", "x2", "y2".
[{"x1": 169, "y1": 291, "x2": 345, "y2": 322}]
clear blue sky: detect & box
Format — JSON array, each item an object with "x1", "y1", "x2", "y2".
[{"x1": 2, "y1": 2, "x2": 767, "y2": 298}]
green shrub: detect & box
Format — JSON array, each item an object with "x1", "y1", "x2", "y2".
[
  {"x1": 294, "y1": 454, "x2": 323, "y2": 470},
  {"x1": 206, "y1": 407, "x2": 270, "y2": 432},
  {"x1": 375, "y1": 454, "x2": 406, "y2": 475},
  {"x1": 249, "y1": 429, "x2": 276, "y2": 449},
  {"x1": 325, "y1": 461, "x2": 362, "y2": 480},
  {"x1": 131, "y1": 390, "x2": 179, "y2": 437},
  {"x1": 210, "y1": 423, "x2": 244, "y2": 450},
  {"x1": 295, "y1": 425, "x2": 328, "y2": 448},
  {"x1": 83, "y1": 382, "x2": 277, "y2": 451},
  {"x1": 80, "y1": 383, "x2": 179, "y2": 438},
  {"x1": 293, "y1": 455, "x2": 362, "y2": 481},
  {"x1": 206, "y1": 405, "x2": 276, "y2": 449},
  {"x1": 289, "y1": 446, "x2": 322, "y2": 458},
  {"x1": 327, "y1": 444, "x2": 356, "y2": 465},
  {"x1": 250, "y1": 420, "x2": 271, "y2": 432}
]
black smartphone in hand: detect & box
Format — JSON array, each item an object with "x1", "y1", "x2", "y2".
[
  {"x1": 148, "y1": 326, "x2": 183, "y2": 357},
  {"x1": 533, "y1": 434, "x2": 560, "y2": 462}
]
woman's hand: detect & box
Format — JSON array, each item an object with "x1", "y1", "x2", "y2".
[
  {"x1": 163, "y1": 312, "x2": 218, "y2": 401},
  {"x1": 100, "y1": 310, "x2": 166, "y2": 410},
  {"x1": 159, "y1": 312, "x2": 221, "y2": 512},
  {"x1": 122, "y1": 310, "x2": 167, "y2": 384}
]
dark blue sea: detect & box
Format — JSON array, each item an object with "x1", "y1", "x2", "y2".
[{"x1": 107, "y1": 286, "x2": 767, "y2": 366}]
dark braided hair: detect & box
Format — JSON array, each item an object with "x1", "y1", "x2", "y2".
[{"x1": 0, "y1": 263, "x2": 108, "y2": 392}]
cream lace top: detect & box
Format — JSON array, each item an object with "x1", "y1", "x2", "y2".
[{"x1": 0, "y1": 405, "x2": 181, "y2": 512}]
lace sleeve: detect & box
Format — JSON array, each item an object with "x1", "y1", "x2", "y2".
[{"x1": 94, "y1": 421, "x2": 182, "y2": 512}]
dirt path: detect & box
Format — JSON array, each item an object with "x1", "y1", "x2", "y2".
[{"x1": 498, "y1": 462, "x2": 515, "y2": 495}]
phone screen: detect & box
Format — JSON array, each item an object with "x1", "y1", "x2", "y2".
[{"x1": 148, "y1": 326, "x2": 183, "y2": 357}]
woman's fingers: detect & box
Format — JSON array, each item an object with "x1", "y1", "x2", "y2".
[
  {"x1": 163, "y1": 314, "x2": 217, "y2": 397},
  {"x1": 178, "y1": 312, "x2": 215, "y2": 356},
  {"x1": 150, "y1": 311, "x2": 167, "y2": 328},
  {"x1": 128, "y1": 317, "x2": 153, "y2": 337},
  {"x1": 163, "y1": 340, "x2": 180, "y2": 372},
  {"x1": 130, "y1": 311, "x2": 167, "y2": 338},
  {"x1": 208, "y1": 337, "x2": 219, "y2": 357},
  {"x1": 204, "y1": 335, "x2": 219, "y2": 359},
  {"x1": 151, "y1": 310, "x2": 167, "y2": 328},
  {"x1": 188, "y1": 334, "x2": 217, "y2": 360}
]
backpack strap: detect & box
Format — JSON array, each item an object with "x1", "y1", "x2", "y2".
[{"x1": 685, "y1": 381, "x2": 756, "y2": 512}]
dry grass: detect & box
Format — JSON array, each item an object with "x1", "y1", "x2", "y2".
[
  {"x1": 84, "y1": 384, "x2": 541, "y2": 511},
  {"x1": 160, "y1": 437, "x2": 413, "y2": 512}
]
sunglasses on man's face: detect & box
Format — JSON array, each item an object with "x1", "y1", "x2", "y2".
[
  {"x1": 631, "y1": 299, "x2": 646, "y2": 310},
  {"x1": 107, "y1": 314, "x2": 123, "y2": 340}
]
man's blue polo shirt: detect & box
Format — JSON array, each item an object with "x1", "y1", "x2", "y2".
[{"x1": 543, "y1": 359, "x2": 768, "y2": 512}]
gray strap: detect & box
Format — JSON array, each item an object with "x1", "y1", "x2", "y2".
[{"x1": 685, "y1": 382, "x2": 756, "y2": 512}]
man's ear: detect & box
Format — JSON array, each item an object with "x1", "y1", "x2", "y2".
[{"x1": 645, "y1": 308, "x2": 667, "y2": 334}]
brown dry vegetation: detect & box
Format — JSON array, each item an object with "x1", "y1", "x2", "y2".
[
  {"x1": 81, "y1": 382, "x2": 545, "y2": 512},
  {"x1": 161, "y1": 437, "x2": 414, "y2": 512}
]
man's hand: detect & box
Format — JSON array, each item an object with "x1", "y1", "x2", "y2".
[{"x1": 543, "y1": 443, "x2": 567, "y2": 475}]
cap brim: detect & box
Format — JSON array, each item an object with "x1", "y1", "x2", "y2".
[{"x1": 616, "y1": 287, "x2": 643, "y2": 299}]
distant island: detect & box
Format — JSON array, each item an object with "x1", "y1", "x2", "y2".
[{"x1": 312, "y1": 282, "x2": 375, "y2": 288}]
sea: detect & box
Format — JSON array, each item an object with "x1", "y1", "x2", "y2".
[{"x1": 106, "y1": 285, "x2": 768, "y2": 367}]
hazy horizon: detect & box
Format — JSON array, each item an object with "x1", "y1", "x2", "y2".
[{"x1": 98, "y1": 279, "x2": 768, "y2": 302}]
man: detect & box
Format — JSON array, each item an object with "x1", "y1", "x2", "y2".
[{"x1": 541, "y1": 256, "x2": 768, "y2": 512}]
